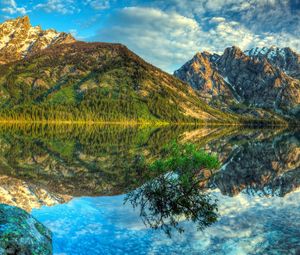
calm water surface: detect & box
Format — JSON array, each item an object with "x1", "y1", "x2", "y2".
[{"x1": 0, "y1": 125, "x2": 299, "y2": 254}]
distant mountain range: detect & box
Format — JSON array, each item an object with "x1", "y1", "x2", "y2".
[
  {"x1": 175, "y1": 46, "x2": 300, "y2": 122},
  {"x1": 0, "y1": 16, "x2": 298, "y2": 124}
]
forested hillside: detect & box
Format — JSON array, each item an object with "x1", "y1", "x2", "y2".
[{"x1": 0, "y1": 42, "x2": 239, "y2": 123}]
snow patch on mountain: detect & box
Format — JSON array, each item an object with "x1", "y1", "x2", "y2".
[
  {"x1": 0, "y1": 16, "x2": 75, "y2": 64},
  {"x1": 245, "y1": 46, "x2": 300, "y2": 78},
  {"x1": 245, "y1": 46, "x2": 288, "y2": 60}
]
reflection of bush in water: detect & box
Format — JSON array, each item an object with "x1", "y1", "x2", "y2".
[{"x1": 125, "y1": 142, "x2": 220, "y2": 236}]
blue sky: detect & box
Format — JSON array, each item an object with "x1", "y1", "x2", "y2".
[{"x1": 0, "y1": 0, "x2": 299, "y2": 72}]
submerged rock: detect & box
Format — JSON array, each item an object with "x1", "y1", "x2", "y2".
[{"x1": 0, "y1": 204, "x2": 52, "y2": 255}]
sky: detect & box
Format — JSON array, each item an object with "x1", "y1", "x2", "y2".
[{"x1": 0, "y1": 0, "x2": 299, "y2": 73}]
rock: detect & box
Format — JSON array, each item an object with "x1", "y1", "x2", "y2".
[
  {"x1": 0, "y1": 16, "x2": 75, "y2": 64},
  {"x1": 174, "y1": 52, "x2": 236, "y2": 109},
  {"x1": 217, "y1": 46, "x2": 300, "y2": 117},
  {"x1": 175, "y1": 46, "x2": 300, "y2": 120},
  {"x1": 0, "y1": 204, "x2": 52, "y2": 255},
  {"x1": 245, "y1": 46, "x2": 300, "y2": 79}
]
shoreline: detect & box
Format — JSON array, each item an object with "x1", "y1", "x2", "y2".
[{"x1": 0, "y1": 119, "x2": 292, "y2": 128}]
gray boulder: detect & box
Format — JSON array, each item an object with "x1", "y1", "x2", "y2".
[{"x1": 0, "y1": 204, "x2": 52, "y2": 255}]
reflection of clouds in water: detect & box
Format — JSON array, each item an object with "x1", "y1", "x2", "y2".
[
  {"x1": 187, "y1": 189, "x2": 300, "y2": 254},
  {"x1": 32, "y1": 189, "x2": 300, "y2": 255},
  {"x1": 89, "y1": 196, "x2": 147, "y2": 231}
]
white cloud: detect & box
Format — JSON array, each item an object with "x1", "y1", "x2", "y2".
[
  {"x1": 137, "y1": 0, "x2": 284, "y2": 16},
  {"x1": 84, "y1": 0, "x2": 111, "y2": 10},
  {"x1": 1, "y1": 0, "x2": 27, "y2": 15},
  {"x1": 35, "y1": 0, "x2": 79, "y2": 14},
  {"x1": 135, "y1": 0, "x2": 299, "y2": 36},
  {"x1": 206, "y1": 19, "x2": 300, "y2": 55},
  {"x1": 132, "y1": 0, "x2": 246, "y2": 17},
  {"x1": 94, "y1": 7, "x2": 202, "y2": 72},
  {"x1": 1, "y1": 0, "x2": 297, "y2": 74},
  {"x1": 209, "y1": 17, "x2": 226, "y2": 23},
  {"x1": 93, "y1": 6, "x2": 300, "y2": 73},
  {"x1": 68, "y1": 28, "x2": 87, "y2": 40}
]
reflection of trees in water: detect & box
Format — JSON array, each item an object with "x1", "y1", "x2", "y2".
[
  {"x1": 0, "y1": 124, "x2": 199, "y2": 197},
  {"x1": 0, "y1": 124, "x2": 222, "y2": 198},
  {"x1": 0, "y1": 123, "x2": 298, "y2": 212},
  {"x1": 125, "y1": 142, "x2": 220, "y2": 236}
]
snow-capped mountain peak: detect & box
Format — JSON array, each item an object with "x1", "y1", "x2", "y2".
[
  {"x1": 245, "y1": 46, "x2": 300, "y2": 78},
  {"x1": 0, "y1": 16, "x2": 76, "y2": 64}
]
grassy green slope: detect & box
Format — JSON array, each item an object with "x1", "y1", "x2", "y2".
[{"x1": 0, "y1": 42, "x2": 243, "y2": 123}]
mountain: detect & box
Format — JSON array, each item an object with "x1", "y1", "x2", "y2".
[
  {"x1": 245, "y1": 46, "x2": 300, "y2": 79},
  {"x1": 175, "y1": 46, "x2": 300, "y2": 122},
  {"x1": 0, "y1": 16, "x2": 239, "y2": 123},
  {"x1": 0, "y1": 16, "x2": 75, "y2": 64},
  {"x1": 173, "y1": 51, "x2": 236, "y2": 111}
]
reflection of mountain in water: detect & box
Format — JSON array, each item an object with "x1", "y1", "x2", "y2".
[
  {"x1": 0, "y1": 124, "x2": 201, "y2": 211},
  {"x1": 0, "y1": 124, "x2": 298, "y2": 212},
  {"x1": 210, "y1": 131, "x2": 300, "y2": 197},
  {"x1": 0, "y1": 175, "x2": 71, "y2": 212}
]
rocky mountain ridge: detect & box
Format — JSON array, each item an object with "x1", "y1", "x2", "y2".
[
  {"x1": 0, "y1": 16, "x2": 75, "y2": 64},
  {"x1": 175, "y1": 46, "x2": 300, "y2": 121},
  {"x1": 245, "y1": 46, "x2": 300, "y2": 79},
  {"x1": 0, "y1": 175, "x2": 71, "y2": 212}
]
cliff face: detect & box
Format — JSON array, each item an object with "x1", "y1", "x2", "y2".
[
  {"x1": 218, "y1": 47, "x2": 300, "y2": 117},
  {"x1": 0, "y1": 16, "x2": 75, "y2": 64},
  {"x1": 175, "y1": 46, "x2": 300, "y2": 120},
  {"x1": 174, "y1": 52, "x2": 236, "y2": 110}
]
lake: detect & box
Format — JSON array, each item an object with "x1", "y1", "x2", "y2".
[{"x1": 0, "y1": 124, "x2": 299, "y2": 255}]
